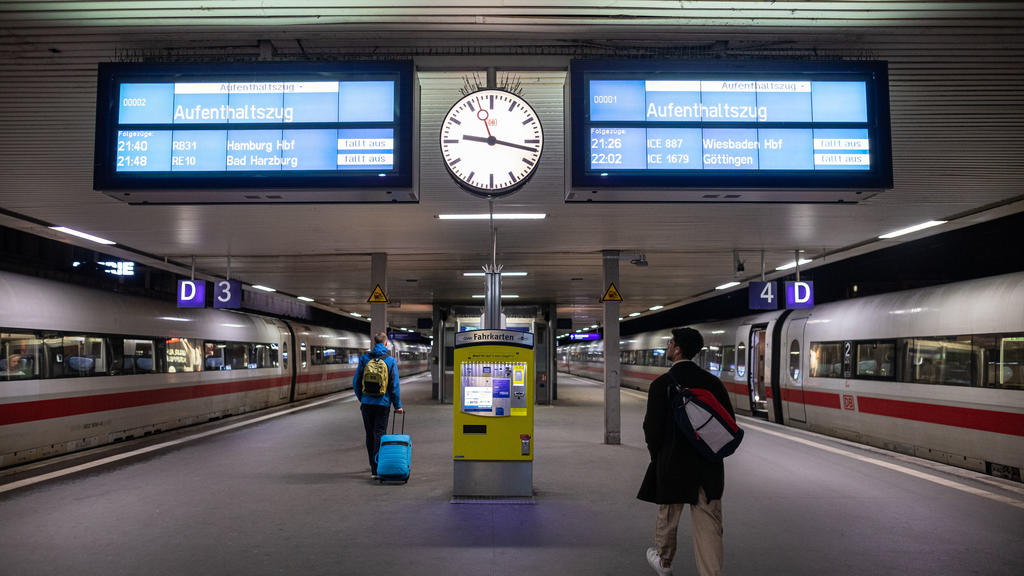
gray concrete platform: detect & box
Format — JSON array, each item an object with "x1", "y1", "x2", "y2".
[{"x1": 1, "y1": 373, "x2": 1023, "y2": 575}]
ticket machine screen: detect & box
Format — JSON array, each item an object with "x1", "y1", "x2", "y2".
[{"x1": 461, "y1": 362, "x2": 525, "y2": 417}]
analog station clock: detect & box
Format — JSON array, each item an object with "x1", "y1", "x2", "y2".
[{"x1": 440, "y1": 89, "x2": 544, "y2": 198}]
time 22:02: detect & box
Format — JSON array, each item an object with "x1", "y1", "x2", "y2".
[{"x1": 591, "y1": 153, "x2": 623, "y2": 165}]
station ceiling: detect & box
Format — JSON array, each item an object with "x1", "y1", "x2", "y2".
[{"x1": 1, "y1": 1, "x2": 1023, "y2": 333}]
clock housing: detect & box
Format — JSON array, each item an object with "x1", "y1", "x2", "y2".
[{"x1": 440, "y1": 89, "x2": 544, "y2": 198}]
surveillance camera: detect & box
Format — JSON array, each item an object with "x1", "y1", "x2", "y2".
[
  {"x1": 736, "y1": 261, "x2": 745, "y2": 273},
  {"x1": 630, "y1": 257, "x2": 648, "y2": 267}
]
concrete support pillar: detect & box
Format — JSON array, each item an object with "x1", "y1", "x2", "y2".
[
  {"x1": 431, "y1": 306, "x2": 442, "y2": 400},
  {"x1": 602, "y1": 250, "x2": 621, "y2": 445},
  {"x1": 370, "y1": 253, "x2": 387, "y2": 338}
]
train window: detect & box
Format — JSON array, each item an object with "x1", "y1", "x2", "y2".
[
  {"x1": 789, "y1": 340, "x2": 801, "y2": 381},
  {"x1": 251, "y1": 343, "x2": 276, "y2": 368},
  {"x1": 310, "y1": 345, "x2": 324, "y2": 366},
  {"x1": 282, "y1": 341, "x2": 289, "y2": 371},
  {"x1": 901, "y1": 336, "x2": 974, "y2": 386},
  {"x1": 722, "y1": 345, "x2": 736, "y2": 374},
  {"x1": 165, "y1": 338, "x2": 201, "y2": 373},
  {"x1": 973, "y1": 333, "x2": 1024, "y2": 389},
  {"x1": 736, "y1": 342, "x2": 747, "y2": 378},
  {"x1": 810, "y1": 342, "x2": 843, "y2": 378},
  {"x1": 707, "y1": 346, "x2": 723, "y2": 373},
  {"x1": 855, "y1": 341, "x2": 895, "y2": 380},
  {"x1": 1, "y1": 332, "x2": 41, "y2": 380},
  {"x1": 301, "y1": 342, "x2": 308, "y2": 368},
  {"x1": 995, "y1": 335, "x2": 1024, "y2": 388},
  {"x1": 58, "y1": 336, "x2": 109, "y2": 377},
  {"x1": 269, "y1": 343, "x2": 280, "y2": 367},
  {"x1": 223, "y1": 342, "x2": 249, "y2": 370},
  {"x1": 323, "y1": 347, "x2": 339, "y2": 365},
  {"x1": 120, "y1": 338, "x2": 155, "y2": 375}
]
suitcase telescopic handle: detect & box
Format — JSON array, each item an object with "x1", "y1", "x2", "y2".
[{"x1": 391, "y1": 410, "x2": 405, "y2": 435}]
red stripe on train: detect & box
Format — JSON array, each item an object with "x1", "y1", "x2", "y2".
[
  {"x1": 779, "y1": 387, "x2": 843, "y2": 410},
  {"x1": 0, "y1": 376, "x2": 291, "y2": 426},
  {"x1": 857, "y1": 396, "x2": 1024, "y2": 437},
  {"x1": 724, "y1": 381, "x2": 748, "y2": 396},
  {"x1": 297, "y1": 369, "x2": 355, "y2": 383}
]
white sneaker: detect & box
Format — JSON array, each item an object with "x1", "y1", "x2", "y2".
[{"x1": 646, "y1": 547, "x2": 673, "y2": 576}]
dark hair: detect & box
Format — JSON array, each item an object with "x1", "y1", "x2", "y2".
[
  {"x1": 671, "y1": 327, "x2": 704, "y2": 359},
  {"x1": 373, "y1": 332, "x2": 388, "y2": 345}
]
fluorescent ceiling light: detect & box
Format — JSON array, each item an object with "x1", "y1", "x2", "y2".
[
  {"x1": 711, "y1": 330, "x2": 726, "y2": 334},
  {"x1": 350, "y1": 312, "x2": 362, "y2": 317},
  {"x1": 879, "y1": 220, "x2": 947, "y2": 239},
  {"x1": 438, "y1": 213, "x2": 546, "y2": 220},
  {"x1": 50, "y1": 226, "x2": 115, "y2": 245},
  {"x1": 618, "y1": 317, "x2": 623, "y2": 321},
  {"x1": 158, "y1": 316, "x2": 191, "y2": 322},
  {"x1": 649, "y1": 305, "x2": 664, "y2": 311},
  {"x1": 297, "y1": 296, "x2": 314, "y2": 302},
  {"x1": 471, "y1": 294, "x2": 519, "y2": 298},
  {"x1": 252, "y1": 285, "x2": 276, "y2": 292},
  {"x1": 628, "y1": 312, "x2": 641, "y2": 317},
  {"x1": 716, "y1": 281, "x2": 741, "y2": 290},
  {"x1": 463, "y1": 271, "x2": 528, "y2": 277},
  {"x1": 775, "y1": 259, "x2": 813, "y2": 271}
]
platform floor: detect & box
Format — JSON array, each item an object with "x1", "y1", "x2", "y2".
[{"x1": 2, "y1": 373, "x2": 1023, "y2": 575}]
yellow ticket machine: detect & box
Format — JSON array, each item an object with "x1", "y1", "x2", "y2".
[{"x1": 453, "y1": 329, "x2": 534, "y2": 497}]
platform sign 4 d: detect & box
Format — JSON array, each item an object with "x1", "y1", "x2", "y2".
[
  {"x1": 785, "y1": 281, "x2": 815, "y2": 309},
  {"x1": 749, "y1": 281, "x2": 778, "y2": 310}
]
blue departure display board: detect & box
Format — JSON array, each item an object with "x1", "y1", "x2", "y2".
[
  {"x1": 94, "y1": 62, "x2": 413, "y2": 197},
  {"x1": 570, "y1": 60, "x2": 892, "y2": 194}
]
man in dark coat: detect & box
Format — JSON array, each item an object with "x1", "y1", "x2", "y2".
[{"x1": 638, "y1": 327, "x2": 736, "y2": 576}]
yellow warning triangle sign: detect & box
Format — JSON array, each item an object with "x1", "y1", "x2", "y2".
[
  {"x1": 601, "y1": 282, "x2": 624, "y2": 302},
  {"x1": 367, "y1": 284, "x2": 390, "y2": 303}
]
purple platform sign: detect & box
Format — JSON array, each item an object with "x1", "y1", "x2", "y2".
[
  {"x1": 749, "y1": 281, "x2": 778, "y2": 310},
  {"x1": 213, "y1": 280, "x2": 242, "y2": 309},
  {"x1": 177, "y1": 280, "x2": 206, "y2": 308},
  {"x1": 785, "y1": 281, "x2": 815, "y2": 309}
]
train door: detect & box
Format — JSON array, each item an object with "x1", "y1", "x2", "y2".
[
  {"x1": 784, "y1": 318, "x2": 807, "y2": 422},
  {"x1": 749, "y1": 326, "x2": 769, "y2": 418}
]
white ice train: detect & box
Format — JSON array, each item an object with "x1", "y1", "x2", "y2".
[
  {"x1": 0, "y1": 271, "x2": 429, "y2": 468},
  {"x1": 559, "y1": 272, "x2": 1024, "y2": 481}
]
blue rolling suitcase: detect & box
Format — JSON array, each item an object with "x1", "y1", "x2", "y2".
[{"x1": 376, "y1": 412, "x2": 411, "y2": 483}]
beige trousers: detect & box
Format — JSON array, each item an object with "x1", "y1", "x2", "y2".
[{"x1": 655, "y1": 487, "x2": 724, "y2": 576}]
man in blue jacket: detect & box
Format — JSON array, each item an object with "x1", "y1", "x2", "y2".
[{"x1": 353, "y1": 332, "x2": 403, "y2": 479}]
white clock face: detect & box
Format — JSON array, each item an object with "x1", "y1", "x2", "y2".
[{"x1": 440, "y1": 89, "x2": 543, "y2": 197}]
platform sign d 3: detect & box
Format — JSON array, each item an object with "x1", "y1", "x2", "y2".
[
  {"x1": 749, "y1": 281, "x2": 778, "y2": 310},
  {"x1": 213, "y1": 280, "x2": 242, "y2": 309},
  {"x1": 177, "y1": 280, "x2": 206, "y2": 308},
  {"x1": 785, "y1": 281, "x2": 815, "y2": 309}
]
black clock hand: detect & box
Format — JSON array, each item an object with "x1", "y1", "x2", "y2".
[{"x1": 462, "y1": 134, "x2": 537, "y2": 153}]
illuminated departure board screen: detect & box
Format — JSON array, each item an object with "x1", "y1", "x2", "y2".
[
  {"x1": 569, "y1": 60, "x2": 892, "y2": 200},
  {"x1": 94, "y1": 61, "x2": 414, "y2": 202}
]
